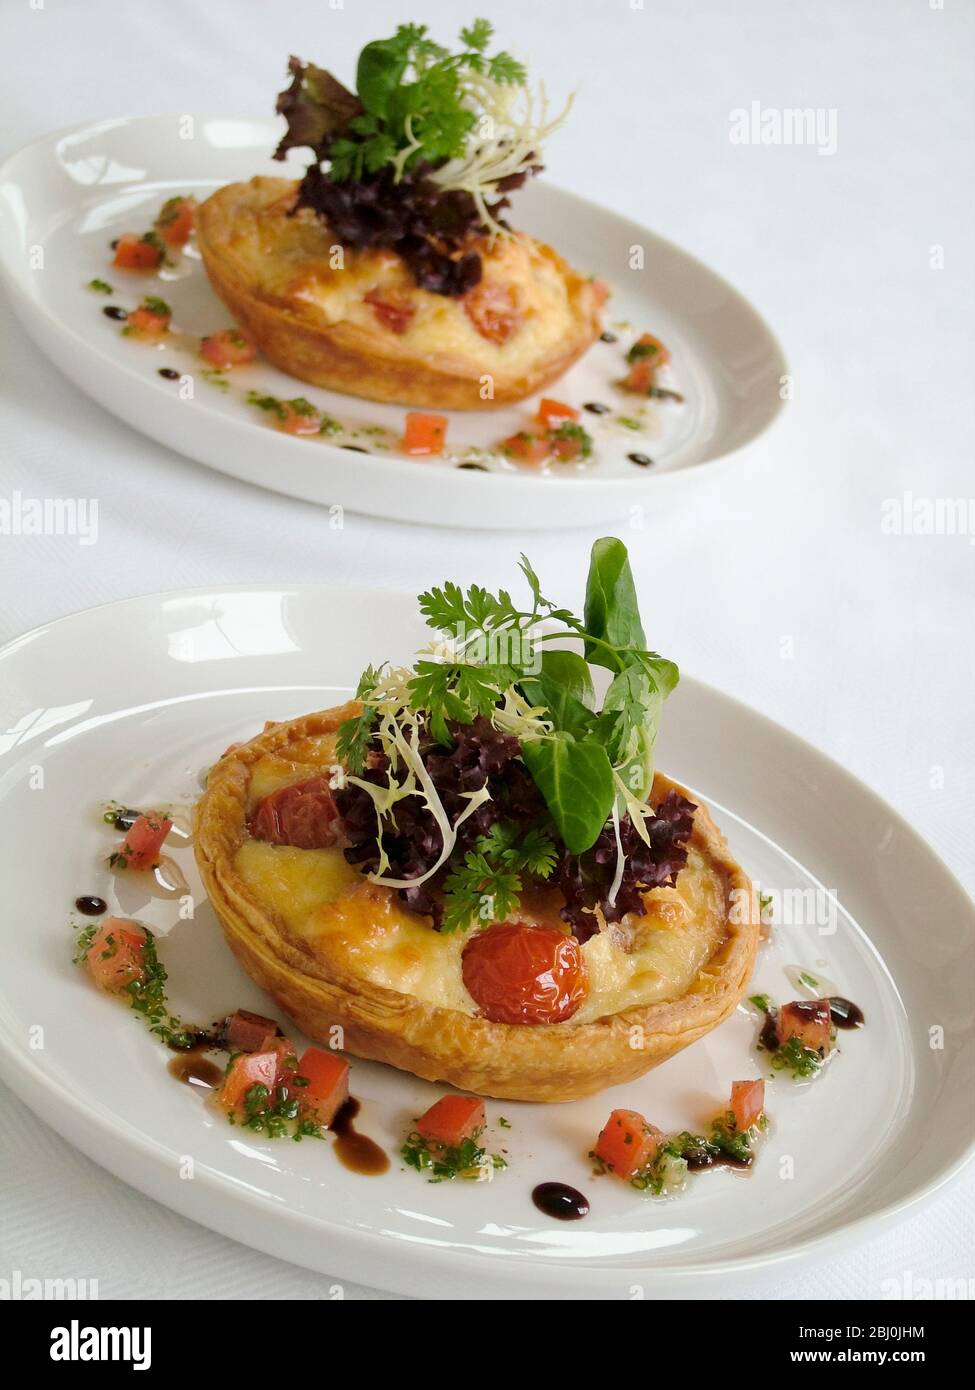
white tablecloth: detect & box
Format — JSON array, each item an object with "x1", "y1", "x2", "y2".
[{"x1": 2, "y1": 0, "x2": 972, "y2": 1300}]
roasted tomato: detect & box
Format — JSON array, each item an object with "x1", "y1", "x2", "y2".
[
  {"x1": 777, "y1": 999, "x2": 832, "y2": 1053},
  {"x1": 113, "y1": 233, "x2": 164, "y2": 271},
  {"x1": 403, "y1": 412, "x2": 448, "y2": 456},
  {"x1": 124, "y1": 298, "x2": 171, "y2": 340},
  {"x1": 536, "y1": 398, "x2": 579, "y2": 429},
  {"x1": 461, "y1": 922, "x2": 587, "y2": 1025},
  {"x1": 364, "y1": 287, "x2": 415, "y2": 334},
  {"x1": 500, "y1": 431, "x2": 551, "y2": 464},
  {"x1": 464, "y1": 280, "x2": 520, "y2": 344},
  {"x1": 594, "y1": 1109, "x2": 664, "y2": 1179},
  {"x1": 295, "y1": 1046, "x2": 349, "y2": 1126},
  {"x1": 155, "y1": 195, "x2": 196, "y2": 247},
  {"x1": 416, "y1": 1095, "x2": 485, "y2": 1150},
  {"x1": 200, "y1": 328, "x2": 257, "y2": 368},
  {"x1": 85, "y1": 918, "x2": 147, "y2": 993},
  {"x1": 729, "y1": 1079, "x2": 766, "y2": 1131},
  {"x1": 113, "y1": 812, "x2": 172, "y2": 869},
  {"x1": 249, "y1": 776, "x2": 341, "y2": 849}
]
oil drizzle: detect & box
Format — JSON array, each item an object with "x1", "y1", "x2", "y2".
[
  {"x1": 532, "y1": 1181, "x2": 589, "y2": 1220},
  {"x1": 331, "y1": 1098, "x2": 389, "y2": 1175}
]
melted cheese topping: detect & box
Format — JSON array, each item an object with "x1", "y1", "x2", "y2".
[
  {"x1": 205, "y1": 177, "x2": 589, "y2": 373},
  {"x1": 237, "y1": 754, "x2": 730, "y2": 1022}
]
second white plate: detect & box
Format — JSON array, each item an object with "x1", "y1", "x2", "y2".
[
  {"x1": 0, "y1": 115, "x2": 787, "y2": 529},
  {"x1": 0, "y1": 585, "x2": 971, "y2": 1298}
]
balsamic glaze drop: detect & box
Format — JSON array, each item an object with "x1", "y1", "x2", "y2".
[
  {"x1": 103, "y1": 306, "x2": 128, "y2": 321},
  {"x1": 628, "y1": 452, "x2": 654, "y2": 467},
  {"x1": 108, "y1": 807, "x2": 141, "y2": 831},
  {"x1": 341, "y1": 445, "x2": 369, "y2": 453},
  {"x1": 331, "y1": 1098, "x2": 389, "y2": 1175},
  {"x1": 532, "y1": 1181, "x2": 590, "y2": 1220},
  {"x1": 158, "y1": 367, "x2": 181, "y2": 381},
  {"x1": 584, "y1": 401, "x2": 612, "y2": 415},
  {"x1": 599, "y1": 331, "x2": 618, "y2": 344},
  {"x1": 167, "y1": 1050, "x2": 223, "y2": 1090},
  {"x1": 458, "y1": 461, "x2": 489, "y2": 471},
  {"x1": 828, "y1": 996, "x2": 865, "y2": 1030},
  {"x1": 684, "y1": 1147, "x2": 753, "y2": 1173},
  {"x1": 74, "y1": 895, "x2": 107, "y2": 916}
]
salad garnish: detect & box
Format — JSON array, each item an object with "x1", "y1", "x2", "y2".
[
  {"x1": 274, "y1": 18, "x2": 572, "y2": 295},
  {"x1": 334, "y1": 538, "x2": 695, "y2": 939}
]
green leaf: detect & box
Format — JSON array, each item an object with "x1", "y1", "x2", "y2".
[
  {"x1": 460, "y1": 18, "x2": 493, "y2": 52},
  {"x1": 357, "y1": 38, "x2": 410, "y2": 117},
  {"x1": 520, "y1": 734, "x2": 614, "y2": 854},
  {"x1": 519, "y1": 650, "x2": 595, "y2": 737},
  {"x1": 583, "y1": 537, "x2": 646, "y2": 669}
]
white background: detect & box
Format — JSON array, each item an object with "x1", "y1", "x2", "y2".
[{"x1": 1, "y1": 0, "x2": 972, "y2": 1300}]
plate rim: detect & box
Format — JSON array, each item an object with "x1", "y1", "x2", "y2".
[
  {"x1": 0, "y1": 113, "x2": 790, "y2": 526},
  {"x1": 0, "y1": 581, "x2": 972, "y2": 1295}
]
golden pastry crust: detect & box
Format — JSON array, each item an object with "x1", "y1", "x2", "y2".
[
  {"x1": 195, "y1": 177, "x2": 602, "y2": 410},
  {"x1": 194, "y1": 704, "x2": 760, "y2": 1102}
]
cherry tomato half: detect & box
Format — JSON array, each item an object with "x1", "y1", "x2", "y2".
[
  {"x1": 461, "y1": 922, "x2": 587, "y2": 1025},
  {"x1": 249, "y1": 776, "x2": 341, "y2": 850}
]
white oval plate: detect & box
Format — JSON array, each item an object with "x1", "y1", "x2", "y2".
[
  {"x1": 0, "y1": 115, "x2": 786, "y2": 530},
  {"x1": 0, "y1": 585, "x2": 971, "y2": 1299}
]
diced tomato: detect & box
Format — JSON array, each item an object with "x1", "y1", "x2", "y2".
[
  {"x1": 155, "y1": 195, "x2": 196, "y2": 248},
  {"x1": 416, "y1": 1095, "x2": 485, "y2": 1151},
  {"x1": 402, "y1": 412, "x2": 447, "y2": 457},
  {"x1": 295, "y1": 1046, "x2": 350, "y2": 1127},
  {"x1": 113, "y1": 812, "x2": 173, "y2": 870},
  {"x1": 364, "y1": 288, "x2": 415, "y2": 334},
  {"x1": 536, "y1": 398, "x2": 579, "y2": 429},
  {"x1": 464, "y1": 280, "x2": 520, "y2": 344},
  {"x1": 500, "y1": 431, "x2": 551, "y2": 464},
  {"x1": 113, "y1": 233, "x2": 164, "y2": 271},
  {"x1": 594, "y1": 1109, "x2": 664, "y2": 1180},
  {"x1": 124, "y1": 299, "x2": 171, "y2": 340},
  {"x1": 258, "y1": 1033, "x2": 300, "y2": 1085},
  {"x1": 548, "y1": 425, "x2": 591, "y2": 462},
  {"x1": 622, "y1": 333, "x2": 671, "y2": 393},
  {"x1": 200, "y1": 328, "x2": 257, "y2": 368},
  {"x1": 729, "y1": 1079, "x2": 766, "y2": 1132},
  {"x1": 777, "y1": 999, "x2": 832, "y2": 1053},
  {"x1": 275, "y1": 400, "x2": 321, "y2": 435},
  {"x1": 85, "y1": 918, "x2": 147, "y2": 993},
  {"x1": 219, "y1": 1050, "x2": 280, "y2": 1114},
  {"x1": 223, "y1": 1009, "x2": 280, "y2": 1053},
  {"x1": 249, "y1": 776, "x2": 341, "y2": 849},
  {"x1": 622, "y1": 357, "x2": 655, "y2": 394},
  {"x1": 461, "y1": 922, "x2": 588, "y2": 1025}
]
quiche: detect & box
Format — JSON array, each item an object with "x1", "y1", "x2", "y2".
[
  {"x1": 194, "y1": 29, "x2": 605, "y2": 410},
  {"x1": 196, "y1": 177, "x2": 601, "y2": 410},
  {"x1": 194, "y1": 539, "x2": 761, "y2": 1102}
]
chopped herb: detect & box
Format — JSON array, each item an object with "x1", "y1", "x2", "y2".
[
  {"x1": 616, "y1": 416, "x2": 642, "y2": 430},
  {"x1": 497, "y1": 1116, "x2": 511, "y2": 1128},
  {"x1": 749, "y1": 993, "x2": 771, "y2": 1012},
  {"x1": 401, "y1": 1126, "x2": 505, "y2": 1182},
  {"x1": 798, "y1": 970, "x2": 820, "y2": 990},
  {"x1": 770, "y1": 1034, "x2": 823, "y2": 1079},
  {"x1": 142, "y1": 296, "x2": 171, "y2": 318},
  {"x1": 87, "y1": 278, "x2": 113, "y2": 294},
  {"x1": 547, "y1": 420, "x2": 593, "y2": 459}
]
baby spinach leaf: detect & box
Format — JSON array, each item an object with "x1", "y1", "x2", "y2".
[
  {"x1": 520, "y1": 734, "x2": 614, "y2": 854},
  {"x1": 583, "y1": 537, "x2": 646, "y2": 668},
  {"x1": 519, "y1": 650, "x2": 595, "y2": 738}
]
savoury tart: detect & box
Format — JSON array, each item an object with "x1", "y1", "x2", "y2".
[
  {"x1": 196, "y1": 177, "x2": 602, "y2": 411},
  {"x1": 194, "y1": 701, "x2": 759, "y2": 1103}
]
